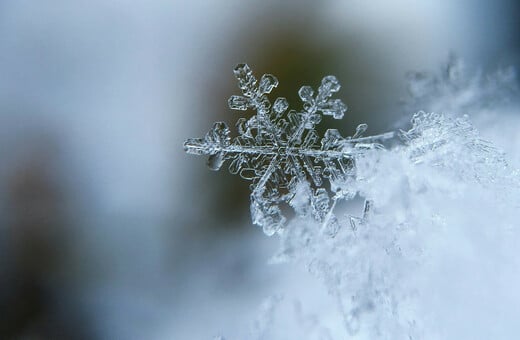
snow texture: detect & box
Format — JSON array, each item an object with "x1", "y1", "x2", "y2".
[
  {"x1": 185, "y1": 63, "x2": 520, "y2": 339},
  {"x1": 404, "y1": 55, "x2": 518, "y2": 116}
]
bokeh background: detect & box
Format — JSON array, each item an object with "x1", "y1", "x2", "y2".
[{"x1": 0, "y1": 1, "x2": 518, "y2": 338}]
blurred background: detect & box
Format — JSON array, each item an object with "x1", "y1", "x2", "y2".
[{"x1": 0, "y1": 1, "x2": 518, "y2": 338}]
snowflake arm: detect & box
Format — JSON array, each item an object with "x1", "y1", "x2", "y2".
[{"x1": 184, "y1": 64, "x2": 394, "y2": 235}]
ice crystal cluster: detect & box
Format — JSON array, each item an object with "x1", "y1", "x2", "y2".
[
  {"x1": 185, "y1": 63, "x2": 520, "y2": 339},
  {"x1": 184, "y1": 63, "x2": 393, "y2": 236},
  {"x1": 270, "y1": 111, "x2": 519, "y2": 339}
]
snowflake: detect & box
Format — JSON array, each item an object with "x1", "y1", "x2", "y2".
[{"x1": 184, "y1": 64, "x2": 394, "y2": 235}]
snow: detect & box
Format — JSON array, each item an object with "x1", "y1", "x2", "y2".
[{"x1": 186, "y1": 62, "x2": 520, "y2": 339}]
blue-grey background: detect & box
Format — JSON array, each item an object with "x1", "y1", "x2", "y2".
[{"x1": 0, "y1": 1, "x2": 518, "y2": 338}]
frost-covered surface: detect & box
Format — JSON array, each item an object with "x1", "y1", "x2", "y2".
[
  {"x1": 185, "y1": 64, "x2": 520, "y2": 339},
  {"x1": 404, "y1": 56, "x2": 520, "y2": 167},
  {"x1": 273, "y1": 113, "x2": 520, "y2": 339}
]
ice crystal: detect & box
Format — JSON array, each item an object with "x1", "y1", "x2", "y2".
[
  {"x1": 403, "y1": 55, "x2": 520, "y2": 168},
  {"x1": 272, "y1": 110, "x2": 520, "y2": 339},
  {"x1": 184, "y1": 64, "x2": 394, "y2": 235},
  {"x1": 184, "y1": 62, "x2": 520, "y2": 339},
  {"x1": 400, "y1": 111, "x2": 508, "y2": 181}
]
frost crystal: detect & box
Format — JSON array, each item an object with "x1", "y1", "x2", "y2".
[
  {"x1": 184, "y1": 64, "x2": 394, "y2": 235},
  {"x1": 184, "y1": 61, "x2": 520, "y2": 339}
]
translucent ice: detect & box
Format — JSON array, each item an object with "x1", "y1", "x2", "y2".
[{"x1": 184, "y1": 64, "x2": 393, "y2": 235}]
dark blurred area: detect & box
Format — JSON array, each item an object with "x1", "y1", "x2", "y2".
[
  {"x1": 1, "y1": 138, "x2": 77, "y2": 338},
  {"x1": 0, "y1": 1, "x2": 518, "y2": 338}
]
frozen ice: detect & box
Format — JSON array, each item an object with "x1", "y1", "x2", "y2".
[
  {"x1": 184, "y1": 62, "x2": 520, "y2": 340},
  {"x1": 184, "y1": 64, "x2": 393, "y2": 235}
]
